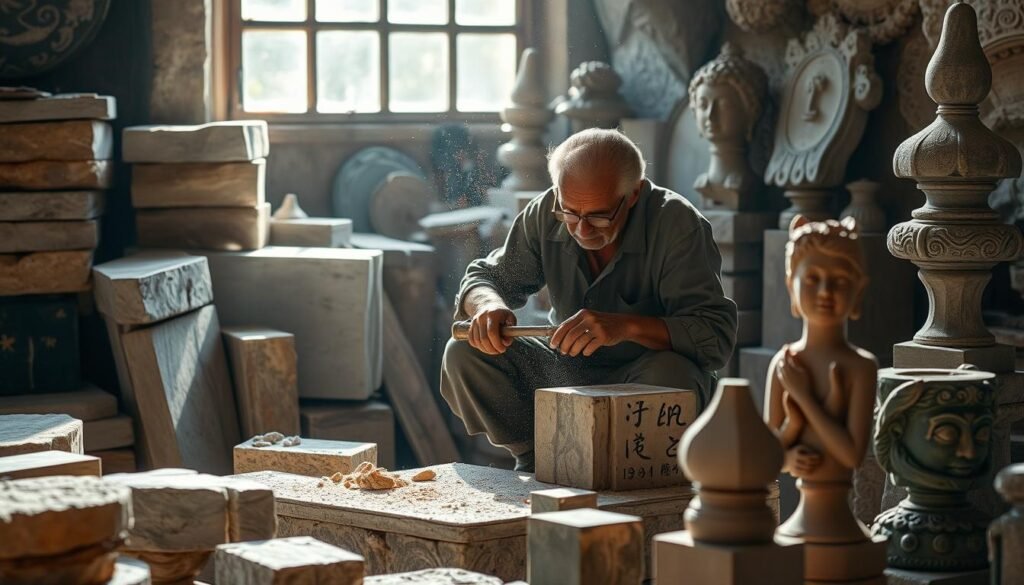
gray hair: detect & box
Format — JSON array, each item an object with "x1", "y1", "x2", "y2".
[{"x1": 547, "y1": 128, "x2": 647, "y2": 195}]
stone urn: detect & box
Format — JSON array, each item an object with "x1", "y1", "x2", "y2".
[
  {"x1": 871, "y1": 366, "x2": 997, "y2": 571},
  {"x1": 680, "y1": 378, "x2": 784, "y2": 544},
  {"x1": 840, "y1": 179, "x2": 886, "y2": 234}
]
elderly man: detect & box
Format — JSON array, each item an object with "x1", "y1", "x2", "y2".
[{"x1": 441, "y1": 128, "x2": 737, "y2": 471}]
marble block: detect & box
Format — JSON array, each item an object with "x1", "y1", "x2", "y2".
[
  {"x1": 653, "y1": 531, "x2": 804, "y2": 585},
  {"x1": 222, "y1": 327, "x2": 300, "y2": 437},
  {"x1": 136, "y1": 203, "x2": 270, "y2": 251},
  {"x1": 0, "y1": 220, "x2": 98, "y2": 253},
  {"x1": 270, "y1": 218, "x2": 354, "y2": 248},
  {"x1": 215, "y1": 536, "x2": 364, "y2": 584},
  {"x1": 528, "y1": 509, "x2": 643, "y2": 585},
  {"x1": 0, "y1": 413, "x2": 83, "y2": 456},
  {"x1": 0, "y1": 450, "x2": 100, "y2": 479},
  {"x1": 123, "y1": 121, "x2": 269, "y2": 163},
  {"x1": 530, "y1": 488, "x2": 598, "y2": 514},
  {"x1": 534, "y1": 384, "x2": 697, "y2": 490},
  {"x1": 131, "y1": 160, "x2": 266, "y2": 208},
  {"x1": 0, "y1": 120, "x2": 112, "y2": 162},
  {"x1": 0, "y1": 160, "x2": 113, "y2": 190},
  {"x1": 93, "y1": 252, "x2": 213, "y2": 326},
  {"x1": 0, "y1": 190, "x2": 104, "y2": 221},
  {"x1": 0, "y1": 250, "x2": 93, "y2": 295},
  {"x1": 0, "y1": 94, "x2": 116, "y2": 124},
  {"x1": 234, "y1": 437, "x2": 376, "y2": 477}
]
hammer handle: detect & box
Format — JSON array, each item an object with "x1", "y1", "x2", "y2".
[{"x1": 451, "y1": 321, "x2": 556, "y2": 340}]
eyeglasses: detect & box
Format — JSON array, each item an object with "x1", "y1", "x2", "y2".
[{"x1": 551, "y1": 193, "x2": 626, "y2": 228}]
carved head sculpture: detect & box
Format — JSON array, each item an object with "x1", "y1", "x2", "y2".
[
  {"x1": 688, "y1": 43, "x2": 768, "y2": 142},
  {"x1": 784, "y1": 214, "x2": 867, "y2": 323},
  {"x1": 874, "y1": 368, "x2": 996, "y2": 493}
]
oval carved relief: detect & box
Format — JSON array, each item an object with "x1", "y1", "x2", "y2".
[{"x1": 0, "y1": 0, "x2": 112, "y2": 79}]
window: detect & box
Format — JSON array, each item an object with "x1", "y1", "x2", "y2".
[{"x1": 226, "y1": 0, "x2": 528, "y2": 122}]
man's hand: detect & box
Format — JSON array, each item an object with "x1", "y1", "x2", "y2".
[
  {"x1": 468, "y1": 305, "x2": 517, "y2": 355},
  {"x1": 550, "y1": 310, "x2": 630, "y2": 357}
]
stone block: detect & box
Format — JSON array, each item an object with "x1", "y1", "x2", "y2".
[
  {"x1": 0, "y1": 250, "x2": 93, "y2": 295},
  {"x1": 721, "y1": 272, "x2": 761, "y2": 309},
  {"x1": 123, "y1": 121, "x2": 270, "y2": 163},
  {"x1": 0, "y1": 220, "x2": 98, "y2": 253},
  {"x1": 202, "y1": 247, "x2": 383, "y2": 399},
  {"x1": 93, "y1": 252, "x2": 213, "y2": 326},
  {"x1": 0, "y1": 94, "x2": 116, "y2": 124},
  {"x1": 653, "y1": 531, "x2": 804, "y2": 585},
  {"x1": 0, "y1": 385, "x2": 117, "y2": 421},
  {"x1": 0, "y1": 475, "x2": 131, "y2": 560},
  {"x1": 530, "y1": 488, "x2": 598, "y2": 514},
  {"x1": 740, "y1": 346, "x2": 783, "y2": 414},
  {"x1": 83, "y1": 415, "x2": 134, "y2": 452},
  {"x1": 0, "y1": 190, "x2": 104, "y2": 221},
  {"x1": 0, "y1": 294, "x2": 80, "y2": 395},
  {"x1": 718, "y1": 243, "x2": 762, "y2": 273},
  {"x1": 704, "y1": 210, "x2": 777, "y2": 245},
  {"x1": 366, "y1": 568, "x2": 503, "y2": 584},
  {"x1": 108, "y1": 556, "x2": 151, "y2": 585},
  {"x1": 300, "y1": 401, "x2": 395, "y2": 468},
  {"x1": 884, "y1": 568, "x2": 990, "y2": 584},
  {"x1": 737, "y1": 309, "x2": 762, "y2": 347},
  {"x1": 223, "y1": 327, "x2": 300, "y2": 437},
  {"x1": 136, "y1": 203, "x2": 270, "y2": 251},
  {"x1": 131, "y1": 160, "x2": 266, "y2": 208},
  {"x1": 534, "y1": 384, "x2": 697, "y2": 490},
  {"x1": 0, "y1": 414, "x2": 82, "y2": 456},
  {"x1": 528, "y1": 509, "x2": 643, "y2": 585},
  {"x1": 892, "y1": 342, "x2": 1016, "y2": 374},
  {"x1": 0, "y1": 450, "x2": 100, "y2": 479},
  {"x1": 215, "y1": 536, "x2": 364, "y2": 584},
  {"x1": 270, "y1": 218, "x2": 354, "y2": 248},
  {"x1": 0, "y1": 120, "x2": 113, "y2": 162},
  {"x1": 0, "y1": 160, "x2": 112, "y2": 190},
  {"x1": 90, "y1": 448, "x2": 137, "y2": 475},
  {"x1": 234, "y1": 437, "x2": 376, "y2": 477}
]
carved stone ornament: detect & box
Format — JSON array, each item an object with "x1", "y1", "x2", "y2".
[
  {"x1": 888, "y1": 1, "x2": 1024, "y2": 348},
  {"x1": 725, "y1": 0, "x2": 800, "y2": 33},
  {"x1": 497, "y1": 48, "x2": 554, "y2": 192},
  {"x1": 553, "y1": 61, "x2": 632, "y2": 133},
  {"x1": 840, "y1": 179, "x2": 886, "y2": 233},
  {"x1": 871, "y1": 366, "x2": 996, "y2": 571},
  {"x1": 0, "y1": 0, "x2": 112, "y2": 79},
  {"x1": 832, "y1": 0, "x2": 920, "y2": 45},
  {"x1": 764, "y1": 14, "x2": 883, "y2": 229}
]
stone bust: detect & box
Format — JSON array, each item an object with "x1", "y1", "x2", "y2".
[{"x1": 688, "y1": 43, "x2": 768, "y2": 210}]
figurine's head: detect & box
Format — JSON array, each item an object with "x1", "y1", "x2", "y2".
[
  {"x1": 785, "y1": 215, "x2": 867, "y2": 324},
  {"x1": 874, "y1": 369, "x2": 996, "y2": 492},
  {"x1": 688, "y1": 43, "x2": 768, "y2": 142}
]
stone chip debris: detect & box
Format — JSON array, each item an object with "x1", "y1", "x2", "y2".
[
  {"x1": 411, "y1": 469, "x2": 436, "y2": 482},
  {"x1": 326, "y1": 461, "x2": 409, "y2": 490},
  {"x1": 251, "y1": 431, "x2": 301, "y2": 448}
]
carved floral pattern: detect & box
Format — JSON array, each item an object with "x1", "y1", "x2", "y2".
[
  {"x1": 726, "y1": 0, "x2": 797, "y2": 33},
  {"x1": 887, "y1": 223, "x2": 1024, "y2": 264},
  {"x1": 872, "y1": 506, "x2": 990, "y2": 571},
  {"x1": 833, "y1": 0, "x2": 920, "y2": 45},
  {"x1": 921, "y1": 0, "x2": 1024, "y2": 49},
  {"x1": 0, "y1": 0, "x2": 111, "y2": 79}
]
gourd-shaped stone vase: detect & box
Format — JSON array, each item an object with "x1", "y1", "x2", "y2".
[
  {"x1": 680, "y1": 378, "x2": 784, "y2": 544},
  {"x1": 841, "y1": 179, "x2": 886, "y2": 234},
  {"x1": 872, "y1": 366, "x2": 997, "y2": 571}
]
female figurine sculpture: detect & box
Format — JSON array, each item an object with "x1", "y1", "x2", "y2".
[
  {"x1": 765, "y1": 215, "x2": 882, "y2": 574},
  {"x1": 688, "y1": 43, "x2": 767, "y2": 210}
]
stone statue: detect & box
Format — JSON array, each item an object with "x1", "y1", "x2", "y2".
[
  {"x1": 496, "y1": 48, "x2": 553, "y2": 193},
  {"x1": 872, "y1": 366, "x2": 996, "y2": 571},
  {"x1": 688, "y1": 43, "x2": 768, "y2": 211},
  {"x1": 990, "y1": 463, "x2": 1024, "y2": 585},
  {"x1": 553, "y1": 61, "x2": 632, "y2": 134},
  {"x1": 766, "y1": 215, "x2": 886, "y2": 583}
]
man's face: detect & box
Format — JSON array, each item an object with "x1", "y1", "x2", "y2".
[{"x1": 558, "y1": 171, "x2": 638, "y2": 251}]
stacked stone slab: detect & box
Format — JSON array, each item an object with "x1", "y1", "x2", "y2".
[
  {"x1": 123, "y1": 121, "x2": 270, "y2": 251},
  {"x1": 93, "y1": 252, "x2": 241, "y2": 473}
]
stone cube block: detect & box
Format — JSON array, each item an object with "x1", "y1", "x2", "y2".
[
  {"x1": 233, "y1": 437, "x2": 376, "y2": 477},
  {"x1": 528, "y1": 509, "x2": 643, "y2": 585},
  {"x1": 215, "y1": 536, "x2": 363, "y2": 584},
  {"x1": 0, "y1": 414, "x2": 83, "y2": 456},
  {"x1": 530, "y1": 488, "x2": 598, "y2": 514},
  {"x1": 653, "y1": 531, "x2": 804, "y2": 585}
]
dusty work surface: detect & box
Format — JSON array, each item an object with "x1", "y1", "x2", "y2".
[{"x1": 235, "y1": 462, "x2": 695, "y2": 543}]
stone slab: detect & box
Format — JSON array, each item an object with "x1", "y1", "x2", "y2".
[
  {"x1": 0, "y1": 449, "x2": 101, "y2": 480},
  {"x1": 84, "y1": 415, "x2": 135, "y2": 452},
  {"x1": 718, "y1": 243, "x2": 762, "y2": 273},
  {"x1": 91, "y1": 448, "x2": 138, "y2": 475},
  {"x1": 534, "y1": 384, "x2": 697, "y2": 490},
  {"x1": 270, "y1": 218, "x2": 354, "y2": 248},
  {"x1": 223, "y1": 327, "x2": 300, "y2": 437},
  {"x1": 721, "y1": 272, "x2": 761, "y2": 310},
  {"x1": 0, "y1": 220, "x2": 98, "y2": 253},
  {"x1": 300, "y1": 401, "x2": 395, "y2": 469},
  {"x1": 653, "y1": 531, "x2": 804, "y2": 585},
  {"x1": 234, "y1": 437, "x2": 376, "y2": 477},
  {"x1": 136, "y1": 203, "x2": 270, "y2": 251},
  {"x1": 0, "y1": 475, "x2": 131, "y2": 559},
  {"x1": 0, "y1": 385, "x2": 117, "y2": 421},
  {"x1": 530, "y1": 488, "x2": 598, "y2": 514},
  {"x1": 0, "y1": 190, "x2": 104, "y2": 221},
  {"x1": 131, "y1": 160, "x2": 266, "y2": 208},
  {"x1": 93, "y1": 252, "x2": 213, "y2": 326},
  {"x1": 0, "y1": 120, "x2": 113, "y2": 162},
  {"x1": 0, "y1": 94, "x2": 116, "y2": 124},
  {"x1": 528, "y1": 509, "x2": 643, "y2": 585},
  {"x1": 884, "y1": 568, "x2": 989, "y2": 584},
  {"x1": 215, "y1": 536, "x2": 364, "y2": 584},
  {"x1": 0, "y1": 160, "x2": 113, "y2": 190},
  {"x1": 704, "y1": 210, "x2": 778, "y2": 245},
  {"x1": 108, "y1": 556, "x2": 152, "y2": 585},
  {"x1": 365, "y1": 568, "x2": 503, "y2": 584},
  {"x1": 0, "y1": 413, "x2": 83, "y2": 456},
  {"x1": 892, "y1": 342, "x2": 1016, "y2": 374},
  {"x1": 201, "y1": 247, "x2": 383, "y2": 399},
  {"x1": 0, "y1": 250, "x2": 93, "y2": 295},
  {"x1": 123, "y1": 121, "x2": 270, "y2": 163}
]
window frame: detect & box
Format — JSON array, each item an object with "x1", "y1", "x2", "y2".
[{"x1": 224, "y1": 0, "x2": 533, "y2": 123}]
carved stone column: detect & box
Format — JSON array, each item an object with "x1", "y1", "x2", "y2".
[{"x1": 496, "y1": 48, "x2": 553, "y2": 193}]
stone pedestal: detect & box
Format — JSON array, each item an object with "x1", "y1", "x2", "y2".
[{"x1": 654, "y1": 531, "x2": 803, "y2": 585}]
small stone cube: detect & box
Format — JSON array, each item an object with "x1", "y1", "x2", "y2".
[
  {"x1": 215, "y1": 536, "x2": 364, "y2": 584},
  {"x1": 528, "y1": 509, "x2": 643, "y2": 585}
]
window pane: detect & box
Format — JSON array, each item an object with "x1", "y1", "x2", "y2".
[
  {"x1": 242, "y1": 30, "x2": 308, "y2": 113},
  {"x1": 388, "y1": 0, "x2": 447, "y2": 24},
  {"x1": 455, "y1": 0, "x2": 516, "y2": 25},
  {"x1": 457, "y1": 33, "x2": 516, "y2": 112},
  {"x1": 316, "y1": 0, "x2": 378, "y2": 22},
  {"x1": 242, "y1": 0, "x2": 306, "y2": 22},
  {"x1": 317, "y1": 31, "x2": 380, "y2": 113},
  {"x1": 389, "y1": 33, "x2": 448, "y2": 112}
]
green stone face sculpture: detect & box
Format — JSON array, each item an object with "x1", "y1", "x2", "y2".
[{"x1": 872, "y1": 366, "x2": 997, "y2": 571}]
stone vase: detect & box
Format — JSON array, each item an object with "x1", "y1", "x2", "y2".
[
  {"x1": 841, "y1": 179, "x2": 886, "y2": 234},
  {"x1": 871, "y1": 366, "x2": 997, "y2": 571}
]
